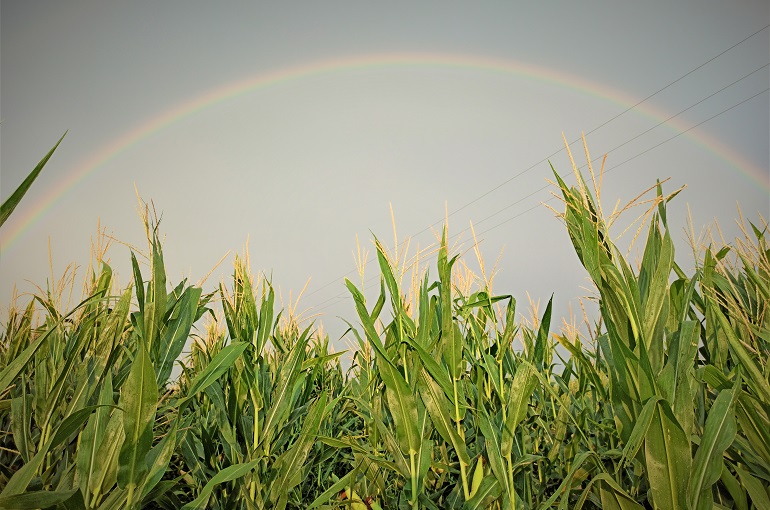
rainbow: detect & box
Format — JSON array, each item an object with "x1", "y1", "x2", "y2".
[{"x1": 2, "y1": 52, "x2": 767, "y2": 251}]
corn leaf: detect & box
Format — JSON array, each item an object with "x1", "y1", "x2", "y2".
[
  {"x1": 0, "y1": 489, "x2": 78, "y2": 509},
  {"x1": 689, "y1": 382, "x2": 739, "y2": 509},
  {"x1": 644, "y1": 399, "x2": 690, "y2": 510},
  {"x1": 117, "y1": 342, "x2": 158, "y2": 497},
  {"x1": 180, "y1": 459, "x2": 260, "y2": 510},
  {"x1": 178, "y1": 342, "x2": 249, "y2": 408},
  {"x1": 501, "y1": 361, "x2": 538, "y2": 458},
  {"x1": 0, "y1": 132, "x2": 65, "y2": 228},
  {"x1": 270, "y1": 391, "x2": 329, "y2": 508},
  {"x1": 462, "y1": 476, "x2": 500, "y2": 510},
  {"x1": 156, "y1": 286, "x2": 202, "y2": 386}
]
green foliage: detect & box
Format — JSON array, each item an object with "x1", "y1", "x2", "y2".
[{"x1": 1, "y1": 142, "x2": 769, "y2": 509}]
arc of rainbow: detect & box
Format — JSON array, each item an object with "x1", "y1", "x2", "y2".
[{"x1": 2, "y1": 52, "x2": 767, "y2": 252}]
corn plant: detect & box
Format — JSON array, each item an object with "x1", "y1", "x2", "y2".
[{"x1": 1, "y1": 135, "x2": 768, "y2": 509}]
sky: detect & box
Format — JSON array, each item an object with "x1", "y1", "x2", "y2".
[{"x1": 1, "y1": 1, "x2": 769, "y2": 354}]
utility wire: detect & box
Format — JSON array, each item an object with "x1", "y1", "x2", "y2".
[
  {"x1": 311, "y1": 86, "x2": 770, "y2": 315},
  {"x1": 476, "y1": 89, "x2": 770, "y2": 238},
  {"x1": 470, "y1": 85, "x2": 770, "y2": 238},
  {"x1": 414, "y1": 25, "x2": 770, "y2": 232},
  {"x1": 300, "y1": 24, "x2": 769, "y2": 304},
  {"x1": 446, "y1": 62, "x2": 769, "y2": 236},
  {"x1": 310, "y1": 66, "x2": 770, "y2": 310}
]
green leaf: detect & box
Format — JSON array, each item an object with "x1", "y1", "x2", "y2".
[
  {"x1": 345, "y1": 278, "x2": 420, "y2": 456},
  {"x1": 462, "y1": 476, "x2": 501, "y2": 510},
  {"x1": 77, "y1": 372, "x2": 114, "y2": 499},
  {"x1": 10, "y1": 390, "x2": 33, "y2": 462},
  {"x1": 537, "y1": 451, "x2": 597, "y2": 509},
  {"x1": 735, "y1": 394, "x2": 770, "y2": 467},
  {"x1": 374, "y1": 237, "x2": 403, "y2": 317},
  {"x1": 88, "y1": 408, "x2": 125, "y2": 497},
  {"x1": 0, "y1": 292, "x2": 103, "y2": 394},
  {"x1": 351, "y1": 396, "x2": 411, "y2": 477},
  {"x1": 131, "y1": 251, "x2": 145, "y2": 314},
  {"x1": 417, "y1": 370, "x2": 470, "y2": 465},
  {"x1": 661, "y1": 320, "x2": 699, "y2": 439},
  {"x1": 477, "y1": 409, "x2": 513, "y2": 504},
  {"x1": 306, "y1": 469, "x2": 357, "y2": 510},
  {"x1": 380, "y1": 358, "x2": 420, "y2": 456},
  {"x1": 2, "y1": 406, "x2": 100, "y2": 496},
  {"x1": 93, "y1": 488, "x2": 128, "y2": 510},
  {"x1": 180, "y1": 460, "x2": 260, "y2": 510},
  {"x1": 0, "y1": 333, "x2": 47, "y2": 395},
  {"x1": 438, "y1": 228, "x2": 462, "y2": 380},
  {"x1": 0, "y1": 489, "x2": 78, "y2": 509},
  {"x1": 617, "y1": 395, "x2": 661, "y2": 471},
  {"x1": 117, "y1": 342, "x2": 158, "y2": 500},
  {"x1": 0, "y1": 132, "x2": 65, "y2": 228},
  {"x1": 533, "y1": 295, "x2": 553, "y2": 370},
  {"x1": 714, "y1": 307, "x2": 770, "y2": 403},
  {"x1": 644, "y1": 399, "x2": 691, "y2": 510},
  {"x1": 260, "y1": 335, "x2": 308, "y2": 450},
  {"x1": 156, "y1": 286, "x2": 202, "y2": 386},
  {"x1": 141, "y1": 480, "x2": 180, "y2": 508},
  {"x1": 719, "y1": 466, "x2": 748, "y2": 510},
  {"x1": 403, "y1": 331, "x2": 453, "y2": 401},
  {"x1": 141, "y1": 418, "x2": 180, "y2": 500},
  {"x1": 599, "y1": 480, "x2": 645, "y2": 510},
  {"x1": 256, "y1": 283, "x2": 275, "y2": 354},
  {"x1": 501, "y1": 361, "x2": 538, "y2": 458},
  {"x1": 734, "y1": 465, "x2": 770, "y2": 509},
  {"x1": 689, "y1": 383, "x2": 738, "y2": 509},
  {"x1": 575, "y1": 474, "x2": 644, "y2": 510},
  {"x1": 640, "y1": 225, "x2": 674, "y2": 360},
  {"x1": 178, "y1": 342, "x2": 249, "y2": 409},
  {"x1": 144, "y1": 231, "x2": 168, "y2": 353},
  {"x1": 48, "y1": 405, "x2": 104, "y2": 450},
  {"x1": 270, "y1": 392, "x2": 329, "y2": 507}
]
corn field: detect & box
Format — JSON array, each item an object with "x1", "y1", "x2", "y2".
[{"x1": 0, "y1": 139, "x2": 768, "y2": 509}]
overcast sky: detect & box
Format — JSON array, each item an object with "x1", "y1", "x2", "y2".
[{"x1": 2, "y1": 2, "x2": 768, "y2": 350}]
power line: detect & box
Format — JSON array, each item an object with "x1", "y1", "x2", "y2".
[
  {"x1": 471, "y1": 86, "x2": 770, "y2": 238},
  {"x1": 596, "y1": 88, "x2": 769, "y2": 180},
  {"x1": 311, "y1": 86, "x2": 769, "y2": 315},
  {"x1": 580, "y1": 25, "x2": 769, "y2": 138},
  {"x1": 443, "y1": 62, "x2": 769, "y2": 236},
  {"x1": 315, "y1": 87, "x2": 770, "y2": 315},
  {"x1": 413, "y1": 24, "x2": 770, "y2": 231},
  {"x1": 301, "y1": 24, "x2": 769, "y2": 305},
  {"x1": 311, "y1": 65, "x2": 770, "y2": 310}
]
